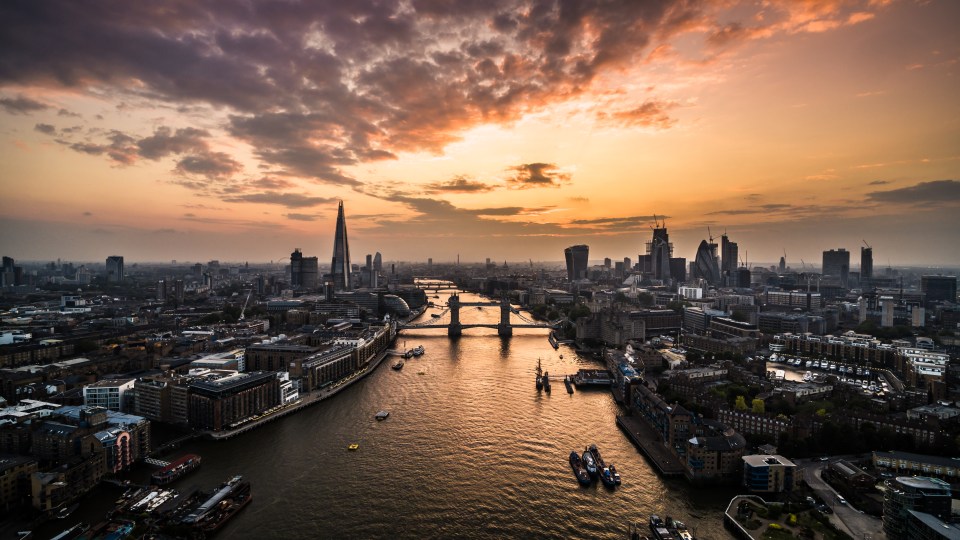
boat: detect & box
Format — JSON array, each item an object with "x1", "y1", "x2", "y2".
[
  {"x1": 582, "y1": 450, "x2": 598, "y2": 478},
  {"x1": 629, "y1": 521, "x2": 652, "y2": 540},
  {"x1": 588, "y1": 444, "x2": 606, "y2": 469},
  {"x1": 347, "y1": 444, "x2": 359, "y2": 451},
  {"x1": 610, "y1": 463, "x2": 621, "y2": 485},
  {"x1": 559, "y1": 354, "x2": 563, "y2": 359},
  {"x1": 412, "y1": 345, "x2": 425, "y2": 356},
  {"x1": 151, "y1": 453, "x2": 201, "y2": 485},
  {"x1": 375, "y1": 411, "x2": 389, "y2": 421},
  {"x1": 543, "y1": 371, "x2": 551, "y2": 393},
  {"x1": 194, "y1": 477, "x2": 252, "y2": 534},
  {"x1": 569, "y1": 451, "x2": 592, "y2": 486},
  {"x1": 564, "y1": 375, "x2": 574, "y2": 394},
  {"x1": 600, "y1": 466, "x2": 617, "y2": 487},
  {"x1": 665, "y1": 517, "x2": 693, "y2": 540},
  {"x1": 650, "y1": 515, "x2": 672, "y2": 540},
  {"x1": 431, "y1": 313, "x2": 441, "y2": 318},
  {"x1": 802, "y1": 371, "x2": 812, "y2": 382},
  {"x1": 535, "y1": 358, "x2": 543, "y2": 391},
  {"x1": 548, "y1": 332, "x2": 559, "y2": 349},
  {"x1": 392, "y1": 359, "x2": 404, "y2": 370}
]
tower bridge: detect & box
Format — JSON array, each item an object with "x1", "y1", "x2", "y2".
[{"x1": 399, "y1": 294, "x2": 560, "y2": 337}]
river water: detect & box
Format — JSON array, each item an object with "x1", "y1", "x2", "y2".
[{"x1": 47, "y1": 287, "x2": 737, "y2": 539}]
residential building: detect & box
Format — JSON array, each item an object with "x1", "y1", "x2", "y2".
[
  {"x1": 742, "y1": 454, "x2": 797, "y2": 494},
  {"x1": 883, "y1": 476, "x2": 952, "y2": 539},
  {"x1": 82, "y1": 379, "x2": 135, "y2": 412}
]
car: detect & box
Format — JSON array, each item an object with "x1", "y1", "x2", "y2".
[
  {"x1": 837, "y1": 496, "x2": 847, "y2": 505},
  {"x1": 817, "y1": 505, "x2": 833, "y2": 514},
  {"x1": 819, "y1": 456, "x2": 830, "y2": 461},
  {"x1": 806, "y1": 497, "x2": 816, "y2": 506}
]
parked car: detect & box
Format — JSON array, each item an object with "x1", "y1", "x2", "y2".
[{"x1": 837, "y1": 496, "x2": 847, "y2": 505}]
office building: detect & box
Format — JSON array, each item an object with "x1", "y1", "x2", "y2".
[
  {"x1": 742, "y1": 455, "x2": 798, "y2": 494},
  {"x1": 692, "y1": 240, "x2": 721, "y2": 285},
  {"x1": 721, "y1": 233, "x2": 738, "y2": 276},
  {"x1": 921, "y1": 275, "x2": 957, "y2": 304},
  {"x1": 83, "y1": 379, "x2": 136, "y2": 412},
  {"x1": 861, "y1": 246, "x2": 873, "y2": 280},
  {"x1": 290, "y1": 248, "x2": 319, "y2": 289},
  {"x1": 564, "y1": 245, "x2": 589, "y2": 281},
  {"x1": 822, "y1": 248, "x2": 850, "y2": 288},
  {"x1": 330, "y1": 201, "x2": 352, "y2": 291},
  {"x1": 883, "y1": 476, "x2": 952, "y2": 539},
  {"x1": 105, "y1": 255, "x2": 124, "y2": 283}
]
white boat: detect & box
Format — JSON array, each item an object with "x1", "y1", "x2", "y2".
[{"x1": 802, "y1": 371, "x2": 812, "y2": 382}]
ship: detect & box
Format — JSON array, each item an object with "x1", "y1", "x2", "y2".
[
  {"x1": 665, "y1": 517, "x2": 693, "y2": 540},
  {"x1": 375, "y1": 410, "x2": 390, "y2": 421},
  {"x1": 183, "y1": 475, "x2": 251, "y2": 533},
  {"x1": 151, "y1": 454, "x2": 201, "y2": 485},
  {"x1": 564, "y1": 375, "x2": 574, "y2": 394},
  {"x1": 581, "y1": 449, "x2": 598, "y2": 478},
  {"x1": 535, "y1": 358, "x2": 543, "y2": 391},
  {"x1": 569, "y1": 451, "x2": 592, "y2": 486},
  {"x1": 412, "y1": 345, "x2": 425, "y2": 356},
  {"x1": 392, "y1": 359, "x2": 404, "y2": 370},
  {"x1": 610, "y1": 463, "x2": 621, "y2": 485},
  {"x1": 543, "y1": 371, "x2": 551, "y2": 393},
  {"x1": 600, "y1": 466, "x2": 617, "y2": 488},
  {"x1": 588, "y1": 444, "x2": 606, "y2": 470}
]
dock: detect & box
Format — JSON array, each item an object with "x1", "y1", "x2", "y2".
[
  {"x1": 616, "y1": 415, "x2": 685, "y2": 477},
  {"x1": 573, "y1": 369, "x2": 613, "y2": 386}
]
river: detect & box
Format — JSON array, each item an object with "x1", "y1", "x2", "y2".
[{"x1": 43, "y1": 287, "x2": 737, "y2": 539}]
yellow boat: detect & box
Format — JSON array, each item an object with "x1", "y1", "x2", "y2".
[{"x1": 347, "y1": 443, "x2": 359, "y2": 451}]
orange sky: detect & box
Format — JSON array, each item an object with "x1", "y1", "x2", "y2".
[{"x1": 1, "y1": 0, "x2": 958, "y2": 266}]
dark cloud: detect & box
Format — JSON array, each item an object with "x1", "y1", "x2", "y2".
[
  {"x1": 506, "y1": 163, "x2": 571, "y2": 189},
  {"x1": 58, "y1": 108, "x2": 80, "y2": 117},
  {"x1": 424, "y1": 175, "x2": 495, "y2": 194},
  {"x1": 598, "y1": 100, "x2": 678, "y2": 128},
  {"x1": 175, "y1": 151, "x2": 242, "y2": 178},
  {"x1": 34, "y1": 123, "x2": 55, "y2": 134},
  {"x1": 0, "y1": 95, "x2": 48, "y2": 114},
  {"x1": 867, "y1": 180, "x2": 960, "y2": 204},
  {"x1": 82, "y1": 211, "x2": 92, "y2": 217},
  {"x1": 285, "y1": 213, "x2": 318, "y2": 221},
  {"x1": 137, "y1": 126, "x2": 209, "y2": 159},
  {"x1": 571, "y1": 215, "x2": 664, "y2": 226},
  {"x1": 867, "y1": 180, "x2": 891, "y2": 185},
  {"x1": 221, "y1": 191, "x2": 335, "y2": 209}
]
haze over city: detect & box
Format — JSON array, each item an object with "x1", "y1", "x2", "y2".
[{"x1": 1, "y1": 0, "x2": 959, "y2": 264}]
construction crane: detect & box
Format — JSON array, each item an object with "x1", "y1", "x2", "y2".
[
  {"x1": 863, "y1": 239, "x2": 871, "y2": 249},
  {"x1": 707, "y1": 226, "x2": 714, "y2": 244},
  {"x1": 238, "y1": 289, "x2": 253, "y2": 321}
]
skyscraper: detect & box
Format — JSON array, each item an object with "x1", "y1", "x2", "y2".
[
  {"x1": 330, "y1": 201, "x2": 352, "y2": 291},
  {"x1": 861, "y1": 246, "x2": 873, "y2": 280},
  {"x1": 564, "y1": 245, "x2": 589, "y2": 281},
  {"x1": 693, "y1": 240, "x2": 721, "y2": 285},
  {"x1": 822, "y1": 248, "x2": 850, "y2": 288},
  {"x1": 105, "y1": 255, "x2": 124, "y2": 283},
  {"x1": 720, "y1": 233, "x2": 738, "y2": 275},
  {"x1": 291, "y1": 248, "x2": 318, "y2": 289},
  {"x1": 373, "y1": 252, "x2": 382, "y2": 273}
]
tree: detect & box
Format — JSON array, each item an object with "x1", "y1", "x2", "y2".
[
  {"x1": 752, "y1": 398, "x2": 765, "y2": 414},
  {"x1": 637, "y1": 292, "x2": 655, "y2": 307},
  {"x1": 735, "y1": 395, "x2": 748, "y2": 410}
]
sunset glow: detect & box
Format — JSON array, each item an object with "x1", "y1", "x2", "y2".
[{"x1": 1, "y1": 0, "x2": 958, "y2": 264}]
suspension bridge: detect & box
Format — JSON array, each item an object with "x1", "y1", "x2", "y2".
[{"x1": 399, "y1": 294, "x2": 561, "y2": 337}]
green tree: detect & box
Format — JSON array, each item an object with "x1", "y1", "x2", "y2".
[
  {"x1": 815, "y1": 408, "x2": 827, "y2": 417},
  {"x1": 735, "y1": 395, "x2": 748, "y2": 410},
  {"x1": 752, "y1": 398, "x2": 765, "y2": 414},
  {"x1": 637, "y1": 292, "x2": 655, "y2": 307}
]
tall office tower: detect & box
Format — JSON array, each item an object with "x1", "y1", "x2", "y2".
[
  {"x1": 330, "y1": 200, "x2": 352, "y2": 291},
  {"x1": 290, "y1": 248, "x2": 304, "y2": 287},
  {"x1": 861, "y1": 247, "x2": 873, "y2": 280},
  {"x1": 650, "y1": 226, "x2": 672, "y2": 280},
  {"x1": 564, "y1": 245, "x2": 589, "y2": 281},
  {"x1": 623, "y1": 257, "x2": 630, "y2": 270},
  {"x1": 822, "y1": 248, "x2": 850, "y2": 287},
  {"x1": 157, "y1": 279, "x2": 166, "y2": 302},
  {"x1": 692, "y1": 240, "x2": 721, "y2": 285},
  {"x1": 778, "y1": 256, "x2": 786, "y2": 274},
  {"x1": 1, "y1": 256, "x2": 17, "y2": 287},
  {"x1": 720, "y1": 233, "x2": 738, "y2": 275},
  {"x1": 921, "y1": 275, "x2": 957, "y2": 304},
  {"x1": 603, "y1": 257, "x2": 612, "y2": 268},
  {"x1": 105, "y1": 255, "x2": 124, "y2": 283},
  {"x1": 373, "y1": 252, "x2": 382, "y2": 273}
]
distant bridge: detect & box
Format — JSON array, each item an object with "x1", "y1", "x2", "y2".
[{"x1": 399, "y1": 294, "x2": 561, "y2": 337}]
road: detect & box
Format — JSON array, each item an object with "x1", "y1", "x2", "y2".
[{"x1": 800, "y1": 460, "x2": 887, "y2": 540}]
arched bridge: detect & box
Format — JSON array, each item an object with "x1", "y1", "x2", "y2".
[{"x1": 399, "y1": 294, "x2": 561, "y2": 337}]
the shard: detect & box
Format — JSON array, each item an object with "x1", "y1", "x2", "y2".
[{"x1": 330, "y1": 200, "x2": 352, "y2": 291}]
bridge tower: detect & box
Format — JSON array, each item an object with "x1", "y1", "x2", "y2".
[
  {"x1": 498, "y1": 295, "x2": 513, "y2": 337},
  {"x1": 448, "y1": 294, "x2": 462, "y2": 337}
]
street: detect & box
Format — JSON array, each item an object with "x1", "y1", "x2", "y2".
[{"x1": 799, "y1": 459, "x2": 886, "y2": 540}]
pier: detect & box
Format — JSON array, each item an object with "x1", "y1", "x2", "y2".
[{"x1": 616, "y1": 415, "x2": 685, "y2": 477}]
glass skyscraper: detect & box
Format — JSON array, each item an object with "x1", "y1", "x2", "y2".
[{"x1": 330, "y1": 201, "x2": 352, "y2": 291}]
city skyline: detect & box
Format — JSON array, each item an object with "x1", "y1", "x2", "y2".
[{"x1": 1, "y1": 1, "x2": 959, "y2": 264}]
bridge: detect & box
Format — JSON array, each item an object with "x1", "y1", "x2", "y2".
[{"x1": 399, "y1": 294, "x2": 560, "y2": 337}]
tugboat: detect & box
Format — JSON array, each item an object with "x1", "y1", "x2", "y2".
[
  {"x1": 375, "y1": 411, "x2": 390, "y2": 421},
  {"x1": 392, "y1": 359, "x2": 404, "y2": 370},
  {"x1": 535, "y1": 358, "x2": 544, "y2": 391},
  {"x1": 569, "y1": 451, "x2": 592, "y2": 486},
  {"x1": 543, "y1": 371, "x2": 551, "y2": 393},
  {"x1": 600, "y1": 466, "x2": 617, "y2": 488},
  {"x1": 564, "y1": 375, "x2": 574, "y2": 394},
  {"x1": 581, "y1": 449, "x2": 598, "y2": 478},
  {"x1": 412, "y1": 345, "x2": 425, "y2": 356}
]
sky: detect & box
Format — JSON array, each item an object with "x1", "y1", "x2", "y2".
[{"x1": 1, "y1": 0, "x2": 958, "y2": 267}]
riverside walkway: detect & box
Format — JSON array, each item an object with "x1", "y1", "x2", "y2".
[{"x1": 616, "y1": 415, "x2": 685, "y2": 477}]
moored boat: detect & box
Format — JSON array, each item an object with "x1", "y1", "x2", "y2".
[
  {"x1": 588, "y1": 444, "x2": 606, "y2": 469},
  {"x1": 151, "y1": 454, "x2": 201, "y2": 485},
  {"x1": 582, "y1": 450, "x2": 598, "y2": 478},
  {"x1": 392, "y1": 359, "x2": 404, "y2": 370},
  {"x1": 569, "y1": 451, "x2": 592, "y2": 486},
  {"x1": 564, "y1": 375, "x2": 574, "y2": 394},
  {"x1": 375, "y1": 410, "x2": 389, "y2": 420},
  {"x1": 543, "y1": 371, "x2": 551, "y2": 393},
  {"x1": 600, "y1": 466, "x2": 616, "y2": 487},
  {"x1": 535, "y1": 358, "x2": 543, "y2": 391}
]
